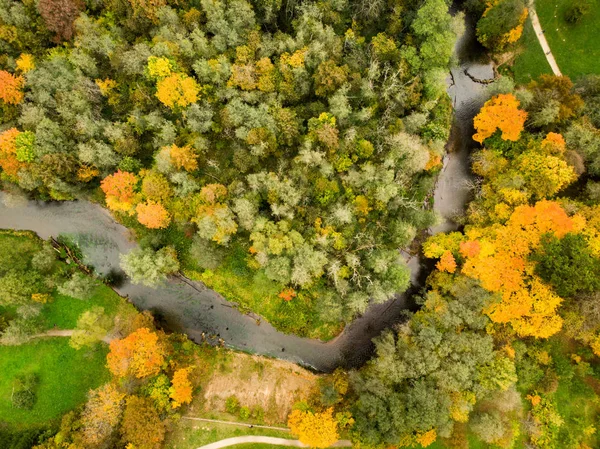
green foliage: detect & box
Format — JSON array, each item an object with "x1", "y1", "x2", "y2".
[
  {"x1": 14, "y1": 131, "x2": 36, "y2": 163},
  {"x1": 565, "y1": 0, "x2": 592, "y2": 23},
  {"x1": 225, "y1": 395, "x2": 240, "y2": 414},
  {"x1": 532, "y1": 233, "x2": 600, "y2": 298},
  {"x1": 11, "y1": 373, "x2": 38, "y2": 410},
  {"x1": 0, "y1": 0, "x2": 457, "y2": 334},
  {"x1": 57, "y1": 272, "x2": 98, "y2": 300},
  {"x1": 120, "y1": 246, "x2": 180, "y2": 286}
]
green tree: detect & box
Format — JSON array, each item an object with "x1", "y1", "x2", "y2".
[
  {"x1": 120, "y1": 247, "x2": 180, "y2": 286},
  {"x1": 532, "y1": 233, "x2": 600, "y2": 298}
]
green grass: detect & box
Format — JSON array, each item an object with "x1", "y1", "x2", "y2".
[
  {"x1": 0, "y1": 231, "x2": 136, "y2": 431},
  {"x1": 41, "y1": 283, "x2": 122, "y2": 330},
  {"x1": 0, "y1": 339, "x2": 109, "y2": 428},
  {"x1": 513, "y1": 16, "x2": 553, "y2": 84},
  {"x1": 514, "y1": 0, "x2": 600, "y2": 82},
  {"x1": 164, "y1": 420, "x2": 294, "y2": 449}
]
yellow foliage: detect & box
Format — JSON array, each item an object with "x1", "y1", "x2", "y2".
[
  {"x1": 170, "y1": 144, "x2": 198, "y2": 172},
  {"x1": 95, "y1": 78, "x2": 117, "y2": 96},
  {"x1": 288, "y1": 408, "x2": 339, "y2": 448},
  {"x1": 170, "y1": 367, "x2": 193, "y2": 409},
  {"x1": 156, "y1": 73, "x2": 199, "y2": 109},
  {"x1": 77, "y1": 165, "x2": 100, "y2": 182},
  {"x1": 461, "y1": 201, "x2": 584, "y2": 338},
  {"x1": 16, "y1": 54, "x2": 35, "y2": 73},
  {"x1": 31, "y1": 293, "x2": 52, "y2": 304},
  {"x1": 416, "y1": 429, "x2": 437, "y2": 447},
  {"x1": 147, "y1": 56, "x2": 172, "y2": 79}
]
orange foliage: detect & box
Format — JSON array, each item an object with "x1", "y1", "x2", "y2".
[
  {"x1": 107, "y1": 327, "x2": 166, "y2": 379},
  {"x1": 278, "y1": 288, "x2": 297, "y2": 301},
  {"x1": 0, "y1": 70, "x2": 24, "y2": 105},
  {"x1": 436, "y1": 251, "x2": 457, "y2": 273},
  {"x1": 288, "y1": 408, "x2": 339, "y2": 448},
  {"x1": 170, "y1": 367, "x2": 193, "y2": 409},
  {"x1": 541, "y1": 132, "x2": 566, "y2": 154},
  {"x1": 170, "y1": 144, "x2": 198, "y2": 172},
  {"x1": 101, "y1": 170, "x2": 138, "y2": 212},
  {"x1": 459, "y1": 240, "x2": 481, "y2": 258},
  {"x1": 461, "y1": 201, "x2": 585, "y2": 338},
  {"x1": 416, "y1": 429, "x2": 437, "y2": 447},
  {"x1": 136, "y1": 201, "x2": 171, "y2": 229},
  {"x1": 472, "y1": 94, "x2": 527, "y2": 143},
  {"x1": 80, "y1": 383, "x2": 125, "y2": 446},
  {"x1": 0, "y1": 128, "x2": 24, "y2": 180}
]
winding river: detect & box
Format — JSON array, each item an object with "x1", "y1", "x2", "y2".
[{"x1": 0, "y1": 17, "x2": 493, "y2": 372}]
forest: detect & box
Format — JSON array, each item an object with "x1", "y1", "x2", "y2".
[{"x1": 2, "y1": 0, "x2": 600, "y2": 447}]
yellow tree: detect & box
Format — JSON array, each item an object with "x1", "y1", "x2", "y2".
[
  {"x1": 170, "y1": 144, "x2": 198, "y2": 172},
  {"x1": 80, "y1": 383, "x2": 125, "y2": 446},
  {"x1": 288, "y1": 408, "x2": 339, "y2": 448},
  {"x1": 170, "y1": 367, "x2": 193, "y2": 408},
  {"x1": 156, "y1": 73, "x2": 199, "y2": 109},
  {"x1": 472, "y1": 94, "x2": 527, "y2": 143}
]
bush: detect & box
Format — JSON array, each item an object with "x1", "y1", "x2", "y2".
[
  {"x1": 565, "y1": 0, "x2": 591, "y2": 23},
  {"x1": 11, "y1": 373, "x2": 39, "y2": 410},
  {"x1": 57, "y1": 272, "x2": 98, "y2": 300},
  {"x1": 238, "y1": 406, "x2": 251, "y2": 420},
  {"x1": 225, "y1": 395, "x2": 239, "y2": 414}
]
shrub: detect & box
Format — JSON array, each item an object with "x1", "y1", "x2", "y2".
[
  {"x1": 565, "y1": 0, "x2": 591, "y2": 23},
  {"x1": 225, "y1": 395, "x2": 239, "y2": 414},
  {"x1": 12, "y1": 373, "x2": 39, "y2": 410},
  {"x1": 239, "y1": 406, "x2": 251, "y2": 420}
]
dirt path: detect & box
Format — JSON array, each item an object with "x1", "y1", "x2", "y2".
[
  {"x1": 183, "y1": 416, "x2": 290, "y2": 432},
  {"x1": 529, "y1": 0, "x2": 562, "y2": 76},
  {"x1": 194, "y1": 436, "x2": 352, "y2": 449},
  {"x1": 33, "y1": 329, "x2": 113, "y2": 344}
]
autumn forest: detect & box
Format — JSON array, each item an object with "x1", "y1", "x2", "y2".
[{"x1": 1, "y1": 0, "x2": 600, "y2": 447}]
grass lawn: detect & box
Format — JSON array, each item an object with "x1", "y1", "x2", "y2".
[
  {"x1": 514, "y1": 0, "x2": 600, "y2": 82},
  {"x1": 41, "y1": 283, "x2": 123, "y2": 331},
  {"x1": 0, "y1": 339, "x2": 109, "y2": 428},
  {"x1": 0, "y1": 231, "x2": 136, "y2": 431},
  {"x1": 164, "y1": 420, "x2": 293, "y2": 449},
  {"x1": 512, "y1": 16, "x2": 553, "y2": 84}
]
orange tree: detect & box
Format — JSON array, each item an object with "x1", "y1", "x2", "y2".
[
  {"x1": 473, "y1": 94, "x2": 527, "y2": 144},
  {"x1": 136, "y1": 201, "x2": 171, "y2": 229},
  {"x1": 424, "y1": 201, "x2": 586, "y2": 338},
  {"x1": 107, "y1": 327, "x2": 166, "y2": 379},
  {"x1": 100, "y1": 170, "x2": 139, "y2": 212},
  {"x1": 0, "y1": 70, "x2": 24, "y2": 105}
]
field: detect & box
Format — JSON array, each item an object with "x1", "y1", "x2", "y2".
[
  {"x1": 514, "y1": 0, "x2": 600, "y2": 82},
  {"x1": 0, "y1": 232, "x2": 134, "y2": 430},
  {"x1": 0, "y1": 339, "x2": 109, "y2": 427}
]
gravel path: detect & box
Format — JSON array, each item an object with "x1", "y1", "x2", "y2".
[
  {"x1": 529, "y1": 0, "x2": 562, "y2": 76},
  {"x1": 194, "y1": 436, "x2": 352, "y2": 449}
]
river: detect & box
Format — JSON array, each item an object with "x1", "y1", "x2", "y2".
[{"x1": 0, "y1": 16, "x2": 493, "y2": 372}]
